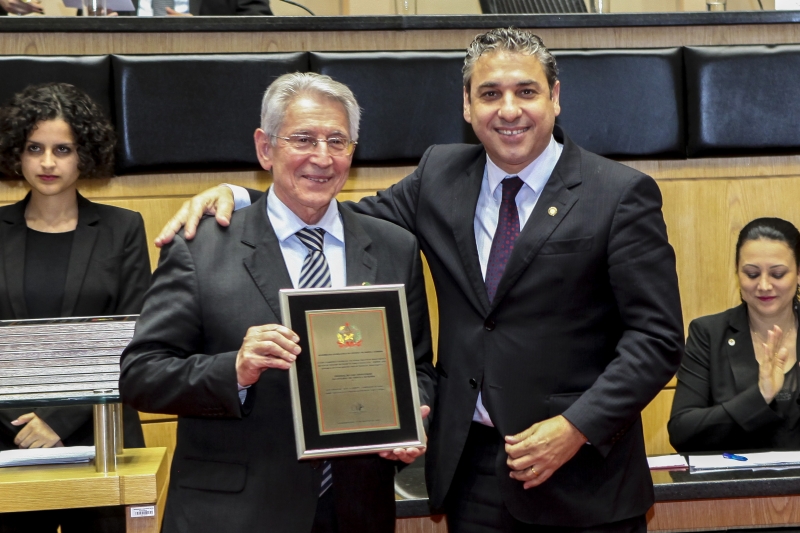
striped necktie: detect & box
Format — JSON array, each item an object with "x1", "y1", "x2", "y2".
[{"x1": 296, "y1": 227, "x2": 333, "y2": 496}]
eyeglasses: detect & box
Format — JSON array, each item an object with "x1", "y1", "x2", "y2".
[{"x1": 271, "y1": 134, "x2": 358, "y2": 156}]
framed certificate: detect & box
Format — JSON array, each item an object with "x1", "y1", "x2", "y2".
[{"x1": 280, "y1": 284, "x2": 425, "y2": 460}]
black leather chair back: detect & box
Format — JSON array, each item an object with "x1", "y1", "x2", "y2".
[
  {"x1": 479, "y1": 0, "x2": 587, "y2": 13},
  {"x1": 685, "y1": 45, "x2": 800, "y2": 157},
  {"x1": 112, "y1": 53, "x2": 307, "y2": 173},
  {"x1": 311, "y1": 51, "x2": 472, "y2": 163},
  {"x1": 555, "y1": 48, "x2": 685, "y2": 159},
  {"x1": 0, "y1": 56, "x2": 112, "y2": 118}
]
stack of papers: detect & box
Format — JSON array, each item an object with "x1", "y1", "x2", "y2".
[
  {"x1": 688, "y1": 451, "x2": 800, "y2": 473},
  {"x1": 648, "y1": 454, "x2": 689, "y2": 470},
  {"x1": 0, "y1": 446, "x2": 95, "y2": 468}
]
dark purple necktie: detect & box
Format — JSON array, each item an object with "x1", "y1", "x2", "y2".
[{"x1": 485, "y1": 176, "x2": 524, "y2": 303}]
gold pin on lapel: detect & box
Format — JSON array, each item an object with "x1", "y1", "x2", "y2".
[
  {"x1": 728, "y1": 338, "x2": 735, "y2": 346},
  {"x1": 547, "y1": 207, "x2": 558, "y2": 217}
]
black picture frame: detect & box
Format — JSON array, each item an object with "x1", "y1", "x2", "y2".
[{"x1": 280, "y1": 284, "x2": 424, "y2": 460}]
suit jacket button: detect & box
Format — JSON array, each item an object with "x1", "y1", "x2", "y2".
[
  {"x1": 484, "y1": 319, "x2": 495, "y2": 331},
  {"x1": 469, "y1": 378, "x2": 478, "y2": 389}
]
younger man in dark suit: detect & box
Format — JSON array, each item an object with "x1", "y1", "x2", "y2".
[{"x1": 120, "y1": 72, "x2": 434, "y2": 533}]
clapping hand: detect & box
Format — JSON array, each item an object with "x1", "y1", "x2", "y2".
[{"x1": 758, "y1": 325, "x2": 790, "y2": 404}]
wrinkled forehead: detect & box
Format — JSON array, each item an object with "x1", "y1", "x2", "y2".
[{"x1": 279, "y1": 93, "x2": 350, "y2": 136}]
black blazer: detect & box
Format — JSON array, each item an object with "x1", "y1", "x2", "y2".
[
  {"x1": 120, "y1": 195, "x2": 435, "y2": 533},
  {"x1": 349, "y1": 127, "x2": 684, "y2": 526},
  {"x1": 242, "y1": 127, "x2": 684, "y2": 526},
  {"x1": 668, "y1": 304, "x2": 795, "y2": 452},
  {"x1": 0, "y1": 193, "x2": 151, "y2": 449}
]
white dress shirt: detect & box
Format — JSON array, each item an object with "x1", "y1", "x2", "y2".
[
  {"x1": 471, "y1": 135, "x2": 563, "y2": 426},
  {"x1": 238, "y1": 187, "x2": 346, "y2": 402},
  {"x1": 265, "y1": 187, "x2": 346, "y2": 290},
  {"x1": 136, "y1": 0, "x2": 188, "y2": 16}
]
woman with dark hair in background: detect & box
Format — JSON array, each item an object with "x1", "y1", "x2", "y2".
[
  {"x1": 0, "y1": 82, "x2": 150, "y2": 532},
  {"x1": 669, "y1": 217, "x2": 800, "y2": 452}
]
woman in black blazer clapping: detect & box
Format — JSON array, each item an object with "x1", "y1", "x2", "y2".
[
  {"x1": 669, "y1": 217, "x2": 800, "y2": 452},
  {"x1": 0, "y1": 83, "x2": 150, "y2": 533}
]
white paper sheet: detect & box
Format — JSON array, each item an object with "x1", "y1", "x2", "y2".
[
  {"x1": 688, "y1": 451, "x2": 800, "y2": 472},
  {"x1": 776, "y1": 0, "x2": 800, "y2": 9},
  {"x1": 648, "y1": 454, "x2": 689, "y2": 470},
  {"x1": 0, "y1": 446, "x2": 95, "y2": 467}
]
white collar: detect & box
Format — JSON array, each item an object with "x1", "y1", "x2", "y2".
[
  {"x1": 485, "y1": 135, "x2": 562, "y2": 196},
  {"x1": 266, "y1": 187, "x2": 345, "y2": 245}
]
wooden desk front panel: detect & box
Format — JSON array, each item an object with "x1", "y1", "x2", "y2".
[
  {"x1": 396, "y1": 496, "x2": 800, "y2": 533},
  {"x1": 4, "y1": 23, "x2": 800, "y2": 56},
  {"x1": 647, "y1": 495, "x2": 800, "y2": 532}
]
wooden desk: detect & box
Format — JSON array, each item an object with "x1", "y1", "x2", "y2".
[
  {"x1": 396, "y1": 463, "x2": 800, "y2": 532},
  {"x1": 0, "y1": 447, "x2": 169, "y2": 533}
]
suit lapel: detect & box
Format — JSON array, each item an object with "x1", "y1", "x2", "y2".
[
  {"x1": 727, "y1": 304, "x2": 759, "y2": 392},
  {"x1": 241, "y1": 193, "x2": 293, "y2": 319},
  {"x1": 490, "y1": 130, "x2": 581, "y2": 309},
  {"x1": 339, "y1": 206, "x2": 377, "y2": 287},
  {"x1": 449, "y1": 151, "x2": 492, "y2": 315},
  {"x1": 1, "y1": 197, "x2": 30, "y2": 318},
  {"x1": 61, "y1": 193, "x2": 99, "y2": 316}
]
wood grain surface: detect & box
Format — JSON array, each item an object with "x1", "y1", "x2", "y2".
[
  {"x1": 647, "y1": 495, "x2": 800, "y2": 531},
  {"x1": 3, "y1": 23, "x2": 800, "y2": 56},
  {"x1": 0, "y1": 447, "x2": 167, "y2": 514}
]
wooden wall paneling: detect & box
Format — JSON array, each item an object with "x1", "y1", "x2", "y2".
[
  {"x1": 138, "y1": 412, "x2": 177, "y2": 422},
  {"x1": 5, "y1": 24, "x2": 800, "y2": 56},
  {"x1": 656, "y1": 173, "x2": 800, "y2": 332},
  {"x1": 141, "y1": 421, "x2": 177, "y2": 463},
  {"x1": 642, "y1": 389, "x2": 676, "y2": 457}
]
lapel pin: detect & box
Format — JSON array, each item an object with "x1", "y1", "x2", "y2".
[
  {"x1": 728, "y1": 338, "x2": 735, "y2": 346},
  {"x1": 548, "y1": 207, "x2": 557, "y2": 217}
]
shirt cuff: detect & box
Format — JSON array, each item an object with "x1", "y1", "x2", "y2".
[
  {"x1": 223, "y1": 184, "x2": 252, "y2": 211},
  {"x1": 237, "y1": 382, "x2": 250, "y2": 405}
]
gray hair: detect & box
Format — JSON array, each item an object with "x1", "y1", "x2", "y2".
[
  {"x1": 463, "y1": 28, "x2": 559, "y2": 95},
  {"x1": 260, "y1": 72, "x2": 361, "y2": 141}
]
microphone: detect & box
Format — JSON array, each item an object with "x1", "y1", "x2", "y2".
[{"x1": 280, "y1": 0, "x2": 315, "y2": 15}]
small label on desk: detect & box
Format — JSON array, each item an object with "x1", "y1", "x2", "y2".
[{"x1": 130, "y1": 506, "x2": 156, "y2": 518}]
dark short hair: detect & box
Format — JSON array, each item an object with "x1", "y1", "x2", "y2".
[
  {"x1": 463, "y1": 28, "x2": 559, "y2": 96},
  {"x1": 736, "y1": 217, "x2": 800, "y2": 269},
  {"x1": 0, "y1": 83, "x2": 115, "y2": 179}
]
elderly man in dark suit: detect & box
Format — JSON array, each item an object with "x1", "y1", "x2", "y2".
[
  {"x1": 120, "y1": 72, "x2": 434, "y2": 533},
  {"x1": 157, "y1": 28, "x2": 684, "y2": 533}
]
